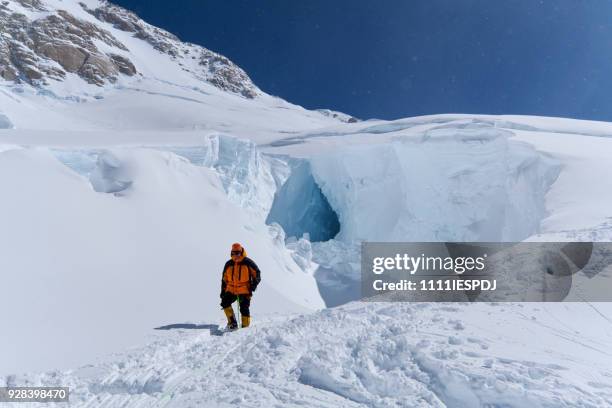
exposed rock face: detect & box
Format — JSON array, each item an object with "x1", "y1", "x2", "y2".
[
  {"x1": 0, "y1": 0, "x2": 259, "y2": 98},
  {"x1": 0, "y1": 2, "x2": 134, "y2": 85},
  {"x1": 315, "y1": 109, "x2": 361, "y2": 124},
  {"x1": 108, "y1": 53, "x2": 136, "y2": 76},
  {"x1": 13, "y1": 0, "x2": 46, "y2": 11},
  {"x1": 200, "y1": 53, "x2": 258, "y2": 99},
  {"x1": 80, "y1": 1, "x2": 258, "y2": 98},
  {"x1": 81, "y1": 2, "x2": 179, "y2": 55}
]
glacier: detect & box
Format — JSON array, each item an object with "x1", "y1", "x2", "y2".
[
  {"x1": 1, "y1": 0, "x2": 612, "y2": 406},
  {"x1": 2, "y1": 97, "x2": 611, "y2": 407},
  {"x1": 310, "y1": 125, "x2": 560, "y2": 243},
  {"x1": 43, "y1": 121, "x2": 571, "y2": 310},
  {"x1": 39, "y1": 115, "x2": 611, "y2": 312}
]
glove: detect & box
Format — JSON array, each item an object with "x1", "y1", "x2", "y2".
[{"x1": 251, "y1": 281, "x2": 258, "y2": 292}]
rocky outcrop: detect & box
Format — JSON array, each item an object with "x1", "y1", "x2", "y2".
[
  {"x1": 0, "y1": 2, "x2": 136, "y2": 85},
  {"x1": 109, "y1": 54, "x2": 136, "y2": 76},
  {"x1": 13, "y1": 0, "x2": 46, "y2": 11},
  {"x1": 1, "y1": 0, "x2": 259, "y2": 98},
  {"x1": 199, "y1": 52, "x2": 258, "y2": 98},
  {"x1": 80, "y1": 1, "x2": 258, "y2": 98},
  {"x1": 80, "y1": 2, "x2": 179, "y2": 56},
  {"x1": 316, "y1": 109, "x2": 360, "y2": 124}
]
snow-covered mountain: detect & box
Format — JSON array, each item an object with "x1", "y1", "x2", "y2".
[
  {"x1": 1, "y1": 0, "x2": 257, "y2": 96},
  {"x1": 0, "y1": 0, "x2": 355, "y2": 135},
  {"x1": 1, "y1": 1, "x2": 612, "y2": 406}
]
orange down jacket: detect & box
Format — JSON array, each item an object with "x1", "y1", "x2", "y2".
[{"x1": 221, "y1": 253, "x2": 261, "y2": 295}]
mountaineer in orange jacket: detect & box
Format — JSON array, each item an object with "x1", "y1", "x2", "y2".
[{"x1": 220, "y1": 242, "x2": 261, "y2": 330}]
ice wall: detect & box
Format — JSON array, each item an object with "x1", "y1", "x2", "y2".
[
  {"x1": 46, "y1": 126, "x2": 563, "y2": 308},
  {"x1": 310, "y1": 126, "x2": 561, "y2": 243},
  {"x1": 266, "y1": 160, "x2": 340, "y2": 242},
  {"x1": 164, "y1": 135, "x2": 281, "y2": 221},
  {"x1": 52, "y1": 134, "x2": 282, "y2": 221}
]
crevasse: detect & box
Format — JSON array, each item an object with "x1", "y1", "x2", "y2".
[
  {"x1": 266, "y1": 160, "x2": 340, "y2": 242},
  {"x1": 50, "y1": 127, "x2": 561, "y2": 307}
]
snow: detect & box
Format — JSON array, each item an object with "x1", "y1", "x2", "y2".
[
  {"x1": 315, "y1": 108, "x2": 359, "y2": 123},
  {"x1": 0, "y1": 111, "x2": 612, "y2": 407},
  {"x1": 2, "y1": 0, "x2": 612, "y2": 405},
  {"x1": 0, "y1": 80, "x2": 338, "y2": 138},
  {"x1": 309, "y1": 126, "x2": 560, "y2": 242},
  {"x1": 0, "y1": 112, "x2": 13, "y2": 129},
  {"x1": 3, "y1": 111, "x2": 612, "y2": 381},
  {"x1": 3, "y1": 302, "x2": 611, "y2": 407},
  {"x1": 3, "y1": 104, "x2": 612, "y2": 404},
  {"x1": 260, "y1": 117, "x2": 612, "y2": 305},
  {"x1": 512, "y1": 130, "x2": 612, "y2": 239},
  {"x1": 0, "y1": 147, "x2": 324, "y2": 375},
  {"x1": 311, "y1": 239, "x2": 362, "y2": 307},
  {"x1": 88, "y1": 150, "x2": 133, "y2": 193}
]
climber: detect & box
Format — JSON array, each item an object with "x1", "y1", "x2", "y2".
[{"x1": 220, "y1": 242, "x2": 261, "y2": 330}]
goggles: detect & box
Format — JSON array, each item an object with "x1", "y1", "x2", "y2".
[{"x1": 231, "y1": 250, "x2": 242, "y2": 256}]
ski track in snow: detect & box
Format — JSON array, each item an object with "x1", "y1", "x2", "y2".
[{"x1": 3, "y1": 303, "x2": 612, "y2": 408}]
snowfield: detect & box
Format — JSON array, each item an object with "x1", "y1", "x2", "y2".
[
  {"x1": 0, "y1": 146, "x2": 323, "y2": 375},
  {"x1": 3, "y1": 302, "x2": 612, "y2": 407},
  {"x1": 2, "y1": 110, "x2": 612, "y2": 406},
  {"x1": 1, "y1": 0, "x2": 612, "y2": 406}
]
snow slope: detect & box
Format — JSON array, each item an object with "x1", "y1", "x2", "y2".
[
  {"x1": 3, "y1": 302, "x2": 611, "y2": 407},
  {"x1": 0, "y1": 146, "x2": 323, "y2": 375},
  {"x1": 0, "y1": 0, "x2": 345, "y2": 142}
]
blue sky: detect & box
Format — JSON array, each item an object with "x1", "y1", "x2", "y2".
[{"x1": 113, "y1": 0, "x2": 612, "y2": 121}]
